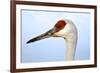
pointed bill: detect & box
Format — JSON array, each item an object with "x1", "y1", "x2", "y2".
[{"x1": 27, "y1": 28, "x2": 55, "y2": 44}]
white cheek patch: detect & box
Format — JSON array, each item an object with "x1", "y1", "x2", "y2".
[{"x1": 54, "y1": 23, "x2": 77, "y2": 38}]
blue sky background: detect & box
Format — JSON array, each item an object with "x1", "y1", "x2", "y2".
[{"x1": 21, "y1": 9, "x2": 90, "y2": 63}]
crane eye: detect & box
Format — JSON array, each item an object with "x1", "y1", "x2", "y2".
[{"x1": 55, "y1": 20, "x2": 67, "y2": 32}]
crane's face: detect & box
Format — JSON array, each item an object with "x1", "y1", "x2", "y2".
[
  {"x1": 52, "y1": 20, "x2": 68, "y2": 38},
  {"x1": 27, "y1": 20, "x2": 69, "y2": 44}
]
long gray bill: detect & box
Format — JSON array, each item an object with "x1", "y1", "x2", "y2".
[{"x1": 27, "y1": 28, "x2": 55, "y2": 44}]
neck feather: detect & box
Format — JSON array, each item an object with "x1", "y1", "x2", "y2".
[{"x1": 64, "y1": 35, "x2": 77, "y2": 61}]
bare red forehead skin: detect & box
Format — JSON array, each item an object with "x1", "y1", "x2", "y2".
[{"x1": 54, "y1": 20, "x2": 67, "y2": 32}]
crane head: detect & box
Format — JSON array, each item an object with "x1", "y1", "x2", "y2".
[{"x1": 27, "y1": 19, "x2": 75, "y2": 44}]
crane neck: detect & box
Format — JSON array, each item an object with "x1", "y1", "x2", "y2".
[{"x1": 64, "y1": 36, "x2": 77, "y2": 61}]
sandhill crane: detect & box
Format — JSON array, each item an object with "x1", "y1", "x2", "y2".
[{"x1": 27, "y1": 19, "x2": 77, "y2": 61}]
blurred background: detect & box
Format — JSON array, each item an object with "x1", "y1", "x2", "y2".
[{"x1": 21, "y1": 9, "x2": 90, "y2": 63}]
